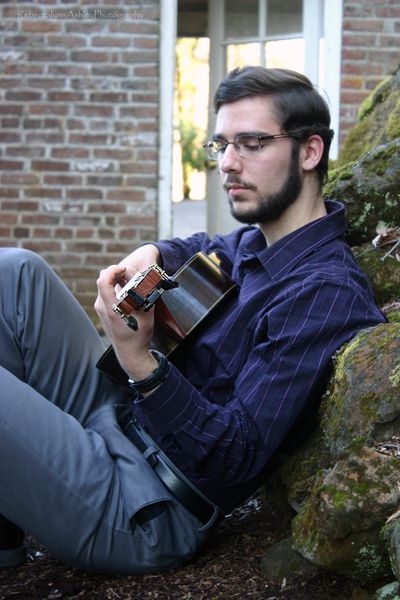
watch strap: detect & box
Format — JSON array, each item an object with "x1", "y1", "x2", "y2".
[{"x1": 128, "y1": 350, "x2": 169, "y2": 393}]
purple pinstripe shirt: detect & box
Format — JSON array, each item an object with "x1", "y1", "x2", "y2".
[{"x1": 132, "y1": 200, "x2": 385, "y2": 513}]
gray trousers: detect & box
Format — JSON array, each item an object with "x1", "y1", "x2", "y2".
[{"x1": 0, "y1": 248, "x2": 206, "y2": 573}]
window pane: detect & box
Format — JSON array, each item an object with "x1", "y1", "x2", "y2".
[
  {"x1": 266, "y1": 0, "x2": 303, "y2": 36},
  {"x1": 224, "y1": 0, "x2": 258, "y2": 39},
  {"x1": 264, "y1": 38, "x2": 305, "y2": 72},
  {"x1": 226, "y1": 43, "x2": 261, "y2": 72}
]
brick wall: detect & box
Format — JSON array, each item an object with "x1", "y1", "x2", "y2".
[
  {"x1": 0, "y1": 2, "x2": 160, "y2": 322},
  {"x1": 340, "y1": 0, "x2": 400, "y2": 144}
]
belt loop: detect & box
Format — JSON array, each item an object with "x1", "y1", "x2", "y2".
[{"x1": 143, "y1": 446, "x2": 158, "y2": 467}]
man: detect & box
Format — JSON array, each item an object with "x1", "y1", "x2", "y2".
[{"x1": 0, "y1": 66, "x2": 384, "y2": 573}]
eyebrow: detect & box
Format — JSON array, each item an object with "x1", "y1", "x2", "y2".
[{"x1": 211, "y1": 130, "x2": 273, "y2": 141}]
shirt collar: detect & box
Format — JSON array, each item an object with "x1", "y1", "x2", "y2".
[{"x1": 238, "y1": 200, "x2": 346, "y2": 279}]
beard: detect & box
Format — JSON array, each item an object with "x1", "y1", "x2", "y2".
[{"x1": 227, "y1": 144, "x2": 303, "y2": 225}]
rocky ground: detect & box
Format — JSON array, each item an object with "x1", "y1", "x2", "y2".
[{"x1": 0, "y1": 495, "x2": 385, "y2": 600}]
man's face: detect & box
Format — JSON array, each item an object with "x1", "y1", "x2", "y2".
[{"x1": 215, "y1": 95, "x2": 303, "y2": 224}]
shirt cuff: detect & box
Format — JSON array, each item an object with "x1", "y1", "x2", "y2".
[{"x1": 131, "y1": 360, "x2": 199, "y2": 435}]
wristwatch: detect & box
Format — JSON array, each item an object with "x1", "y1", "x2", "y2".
[{"x1": 127, "y1": 350, "x2": 169, "y2": 394}]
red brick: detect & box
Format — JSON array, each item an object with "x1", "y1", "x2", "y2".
[
  {"x1": 4, "y1": 64, "x2": 44, "y2": 75},
  {"x1": 0, "y1": 212, "x2": 18, "y2": 223},
  {"x1": 94, "y1": 148, "x2": 133, "y2": 160},
  {"x1": 7, "y1": 146, "x2": 45, "y2": 158},
  {"x1": 65, "y1": 242, "x2": 104, "y2": 253},
  {"x1": 2, "y1": 200, "x2": 39, "y2": 211},
  {"x1": 2, "y1": 174, "x2": 39, "y2": 186},
  {"x1": 51, "y1": 147, "x2": 90, "y2": 159},
  {"x1": 21, "y1": 215, "x2": 61, "y2": 225},
  {"x1": 342, "y1": 33, "x2": 378, "y2": 46},
  {"x1": 1, "y1": 118, "x2": 20, "y2": 127},
  {"x1": 21, "y1": 21, "x2": 61, "y2": 32},
  {"x1": 86, "y1": 175, "x2": 123, "y2": 186},
  {"x1": 71, "y1": 50, "x2": 113, "y2": 63},
  {"x1": 0, "y1": 105, "x2": 23, "y2": 115},
  {"x1": 47, "y1": 91, "x2": 86, "y2": 102},
  {"x1": 91, "y1": 36, "x2": 131, "y2": 47},
  {"x1": 107, "y1": 189, "x2": 146, "y2": 201},
  {"x1": 14, "y1": 227, "x2": 31, "y2": 238},
  {"x1": 341, "y1": 76, "x2": 363, "y2": 89},
  {"x1": 89, "y1": 92, "x2": 129, "y2": 103},
  {"x1": 87, "y1": 202, "x2": 127, "y2": 213},
  {"x1": 32, "y1": 228, "x2": 53, "y2": 238},
  {"x1": 378, "y1": 33, "x2": 400, "y2": 47},
  {"x1": 0, "y1": 78, "x2": 20, "y2": 88},
  {"x1": 68, "y1": 133, "x2": 108, "y2": 146},
  {"x1": 5, "y1": 91, "x2": 42, "y2": 101},
  {"x1": 54, "y1": 229, "x2": 74, "y2": 239},
  {"x1": 342, "y1": 18, "x2": 384, "y2": 32},
  {"x1": 47, "y1": 35, "x2": 86, "y2": 47},
  {"x1": 31, "y1": 160, "x2": 70, "y2": 172},
  {"x1": 69, "y1": 189, "x2": 104, "y2": 200},
  {"x1": 26, "y1": 132, "x2": 64, "y2": 144},
  {"x1": 0, "y1": 132, "x2": 21, "y2": 143},
  {"x1": 28, "y1": 50, "x2": 68, "y2": 62},
  {"x1": 74, "y1": 105, "x2": 114, "y2": 118},
  {"x1": 132, "y1": 37, "x2": 158, "y2": 49},
  {"x1": 44, "y1": 175, "x2": 83, "y2": 185},
  {"x1": 23, "y1": 241, "x2": 62, "y2": 252},
  {"x1": 49, "y1": 65, "x2": 89, "y2": 76},
  {"x1": 29, "y1": 104, "x2": 69, "y2": 115},
  {"x1": 91, "y1": 65, "x2": 129, "y2": 77},
  {"x1": 24, "y1": 188, "x2": 62, "y2": 198},
  {"x1": 0, "y1": 160, "x2": 24, "y2": 170}
]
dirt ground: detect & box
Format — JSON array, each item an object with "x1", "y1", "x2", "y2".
[{"x1": 0, "y1": 496, "x2": 384, "y2": 600}]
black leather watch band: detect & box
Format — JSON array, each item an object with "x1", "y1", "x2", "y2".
[{"x1": 127, "y1": 350, "x2": 169, "y2": 394}]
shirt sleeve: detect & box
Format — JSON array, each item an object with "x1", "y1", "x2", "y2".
[{"x1": 132, "y1": 275, "x2": 381, "y2": 488}]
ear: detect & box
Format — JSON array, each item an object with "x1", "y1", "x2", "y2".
[{"x1": 300, "y1": 135, "x2": 324, "y2": 172}]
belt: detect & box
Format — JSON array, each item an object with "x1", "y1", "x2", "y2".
[{"x1": 119, "y1": 414, "x2": 222, "y2": 528}]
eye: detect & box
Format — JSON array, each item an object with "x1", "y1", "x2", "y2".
[{"x1": 236, "y1": 136, "x2": 260, "y2": 151}]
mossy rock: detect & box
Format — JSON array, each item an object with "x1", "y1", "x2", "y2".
[
  {"x1": 291, "y1": 446, "x2": 399, "y2": 580},
  {"x1": 337, "y1": 65, "x2": 400, "y2": 166},
  {"x1": 321, "y1": 323, "x2": 400, "y2": 455},
  {"x1": 353, "y1": 244, "x2": 400, "y2": 306},
  {"x1": 323, "y1": 139, "x2": 400, "y2": 245}
]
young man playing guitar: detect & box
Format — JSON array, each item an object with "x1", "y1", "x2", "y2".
[{"x1": 0, "y1": 67, "x2": 385, "y2": 572}]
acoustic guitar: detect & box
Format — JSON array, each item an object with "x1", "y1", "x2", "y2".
[{"x1": 96, "y1": 252, "x2": 237, "y2": 383}]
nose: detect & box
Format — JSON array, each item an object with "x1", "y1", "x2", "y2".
[{"x1": 219, "y1": 142, "x2": 242, "y2": 174}]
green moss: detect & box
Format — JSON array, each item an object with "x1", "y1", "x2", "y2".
[
  {"x1": 389, "y1": 363, "x2": 400, "y2": 387},
  {"x1": 386, "y1": 98, "x2": 400, "y2": 140},
  {"x1": 358, "y1": 77, "x2": 391, "y2": 120}
]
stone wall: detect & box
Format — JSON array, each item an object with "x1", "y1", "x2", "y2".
[
  {"x1": 0, "y1": 1, "x2": 160, "y2": 321},
  {"x1": 340, "y1": 0, "x2": 400, "y2": 144}
]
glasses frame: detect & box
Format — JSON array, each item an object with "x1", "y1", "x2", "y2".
[{"x1": 203, "y1": 133, "x2": 293, "y2": 161}]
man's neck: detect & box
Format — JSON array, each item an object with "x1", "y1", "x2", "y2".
[{"x1": 259, "y1": 185, "x2": 326, "y2": 247}]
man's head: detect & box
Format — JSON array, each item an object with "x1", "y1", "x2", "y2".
[
  {"x1": 213, "y1": 66, "x2": 333, "y2": 186},
  {"x1": 206, "y1": 67, "x2": 334, "y2": 232}
]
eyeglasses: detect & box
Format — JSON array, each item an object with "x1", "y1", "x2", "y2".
[
  {"x1": 203, "y1": 133, "x2": 292, "y2": 161},
  {"x1": 203, "y1": 133, "x2": 293, "y2": 161}
]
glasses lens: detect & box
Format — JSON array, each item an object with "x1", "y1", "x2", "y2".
[
  {"x1": 235, "y1": 135, "x2": 260, "y2": 158},
  {"x1": 204, "y1": 140, "x2": 222, "y2": 160}
]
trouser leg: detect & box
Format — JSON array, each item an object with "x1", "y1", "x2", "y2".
[
  {"x1": 0, "y1": 248, "x2": 121, "y2": 422},
  {"x1": 0, "y1": 249, "x2": 204, "y2": 572}
]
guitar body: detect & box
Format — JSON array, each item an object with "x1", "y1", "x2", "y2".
[{"x1": 96, "y1": 252, "x2": 237, "y2": 383}]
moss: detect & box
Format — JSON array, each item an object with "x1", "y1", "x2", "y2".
[
  {"x1": 358, "y1": 76, "x2": 392, "y2": 120},
  {"x1": 389, "y1": 363, "x2": 400, "y2": 387}
]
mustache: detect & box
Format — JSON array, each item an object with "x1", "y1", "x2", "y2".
[{"x1": 223, "y1": 176, "x2": 255, "y2": 191}]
